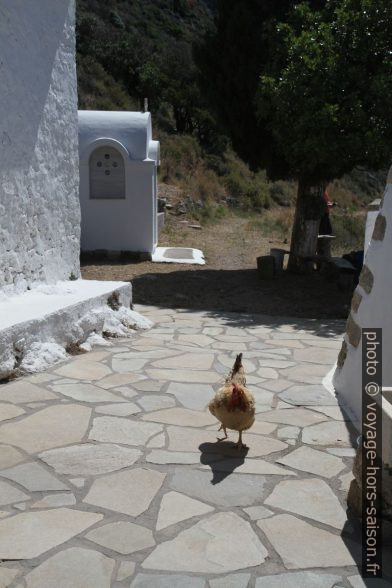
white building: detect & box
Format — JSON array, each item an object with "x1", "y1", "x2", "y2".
[{"x1": 78, "y1": 110, "x2": 160, "y2": 257}]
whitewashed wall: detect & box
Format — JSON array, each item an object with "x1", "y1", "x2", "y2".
[{"x1": 0, "y1": 0, "x2": 80, "y2": 294}]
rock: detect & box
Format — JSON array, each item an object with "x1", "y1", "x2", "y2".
[
  {"x1": 276, "y1": 446, "x2": 345, "y2": 478},
  {"x1": 346, "y1": 314, "x2": 361, "y2": 348},
  {"x1": 359, "y1": 264, "x2": 374, "y2": 294},
  {"x1": 142, "y1": 512, "x2": 268, "y2": 573},
  {"x1": 0, "y1": 404, "x2": 91, "y2": 453},
  {"x1": 0, "y1": 403, "x2": 25, "y2": 422},
  {"x1": 258, "y1": 514, "x2": 356, "y2": 568},
  {"x1": 147, "y1": 368, "x2": 218, "y2": 383},
  {"x1": 156, "y1": 491, "x2": 214, "y2": 530},
  {"x1": 142, "y1": 407, "x2": 215, "y2": 427},
  {"x1": 32, "y1": 493, "x2": 76, "y2": 508},
  {"x1": 84, "y1": 468, "x2": 165, "y2": 516},
  {"x1": 302, "y1": 421, "x2": 353, "y2": 446},
  {"x1": 86, "y1": 521, "x2": 155, "y2": 554},
  {"x1": 0, "y1": 480, "x2": 29, "y2": 506},
  {"x1": 130, "y1": 575, "x2": 204, "y2": 588},
  {"x1": 210, "y1": 574, "x2": 251, "y2": 588},
  {"x1": 265, "y1": 478, "x2": 347, "y2": 529},
  {"x1": 89, "y1": 416, "x2": 162, "y2": 445},
  {"x1": 0, "y1": 566, "x2": 21, "y2": 587},
  {"x1": 255, "y1": 572, "x2": 342, "y2": 588},
  {"x1": 23, "y1": 547, "x2": 114, "y2": 587},
  {"x1": 138, "y1": 395, "x2": 176, "y2": 412},
  {"x1": 1, "y1": 462, "x2": 68, "y2": 491},
  {"x1": 0, "y1": 445, "x2": 25, "y2": 469},
  {"x1": 0, "y1": 509, "x2": 103, "y2": 559},
  {"x1": 50, "y1": 382, "x2": 122, "y2": 403},
  {"x1": 116, "y1": 561, "x2": 136, "y2": 581},
  {"x1": 279, "y1": 385, "x2": 338, "y2": 406},
  {"x1": 260, "y1": 408, "x2": 327, "y2": 427},
  {"x1": 94, "y1": 402, "x2": 141, "y2": 416},
  {"x1": 165, "y1": 382, "x2": 213, "y2": 410},
  {"x1": 243, "y1": 506, "x2": 273, "y2": 520},
  {"x1": 39, "y1": 443, "x2": 141, "y2": 476},
  {"x1": 0, "y1": 381, "x2": 57, "y2": 403},
  {"x1": 147, "y1": 451, "x2": 200, "y2": 465}
]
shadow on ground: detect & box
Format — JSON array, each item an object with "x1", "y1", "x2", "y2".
[{"x1": 199, "y1": 441, "x2": 249, "y2": 485}]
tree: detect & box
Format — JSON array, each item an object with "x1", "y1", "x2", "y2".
[{"x1": 199, "y1": 0, "x2": 392, "y2": 271}]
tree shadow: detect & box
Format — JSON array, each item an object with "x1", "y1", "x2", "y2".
[{"x1": 199, "y1": 441, "x2": 249, "y2": 485}]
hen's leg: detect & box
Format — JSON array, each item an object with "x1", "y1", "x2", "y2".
[
  {"x1": 236, "y1": 430, "x2": 246, "y2": 450},
  {"x1": 217, "y1": 424, "x2": 228, "y2": 441}
]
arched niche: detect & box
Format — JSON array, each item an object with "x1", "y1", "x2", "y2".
[{"x1": 89, "y1": 145, "x2": 126, "y2": 199}]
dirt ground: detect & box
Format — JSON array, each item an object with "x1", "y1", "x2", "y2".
[{"x1": 81, "y1": 213, "x2": 353, "y2": 319}]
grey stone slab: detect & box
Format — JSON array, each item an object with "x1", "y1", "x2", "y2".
[
  {"x1": 132, "y1": 379, "x2": 164, "y2": 392},
  {"x1": 302, "y1": 421, "x2": 353, "y2": 446},
  {"x1": 258, "y1": 514, "x2": 356, "y2": 568},
  {"x1": 95, "y1": 402, "x2": 141, "y2": 416},
  {"x1": 50, "y1": 382, "x2": 123, "y2": 403},
  {"x1": 152, "y1": 353, "x2": 215, "y2": 370},
  {"x1": 143, "y1": 512, "x2": 267, "y2": 573},
  {"x1": 347, "y1": 574, "x2": 391, "y2": 588},
  {"x1": 308, "y1": 405, "x2": 349, "y2": 420},
  {"x1": 112, "y1": 357, "x2": 149, "y2": 373},
  {"x1": 31, "y1": 493, "x2": 76, "y2": 508},
  {"x1": 201, "y1": 458, "x2": 296, "y2": 476},
  {"x1": 280, "y1": 385, "x2": 338, "y2": 406},
  {"x1": 39, "y1": 443, "x2": 141, "y2": 476},
  {"x1": 277, "y1": 426, "x2": 300, "y2": 440},
  {"x1": 0, "y1": 509, "x2": 103, "y2": 559},
  {"x1": 210, "y1": 573, "x2": 251, "y2": 588},
  {"x1": 276, "y1": 446, "x2": 346, "y2": 478},
  {"x1": 130, "y1": 574, "x2": 205, "y2": 588},
  {"x1": 0, "y1": 404, "x2": 25, "y2": 422},
  {"x1": 265, "y1": 478, "x2": 347, "y2": 529},
  {"x1": 0, "y1": 480, "x2": 29, "y2": 505},
  {"x1": 54, "y1": 360, "x2": 112, "y2": 380},
  {"x1": 147, "y1": 368, "x2": 219, "y2": 384},
  {"x1": 137, "y1": 395, "x2": 176, "y2": 412},
  {"x1": 243, "y1": 506, "x2": 274, "y2": 520},
  {"x1": 116, "y1": 561, "x2": 136, "y2": 581},
  {"x1": 282, "y1": 364, "x2": 330, "y2": 385},
  {"x1": 23, "y1": 546, "x2": 114, "y2": 588},
  {"x1": 0, "y1": 381, "x2": 57, "y2": 403},
  {"x1": 0, "y1": 445, "x2": 25, "y2": 469},
  {"x1": 326, "y1": 447, "x2": 356, "y2": 457},
  {"x1": 86, "y1": 521, "x2": 155, "y2": 554},
  {"x1": 156, "y1": 490, "x2": 214, "y2": 530},
  {"x1": 0, "y1": 404, "x2": 91, "y2": 453},
  {"x1": 170, "y1": 468, "x2": 266, "y2": 507},
  {"x1": 1, "y1": 462, "x2": 68, "y2": 491},
  {"x1": 97, "y1": 373, "x2": 146, "y2": 389},
  {"x1": 255, "y1": 572, "x2": 342, "y2": 588},
  {"x1": 260, "y1": 408, "x2": 327, "y2": 427},
  {"x1": 147, "y1": 450, "x2": 201, "y2": 465},
  {"x1": 142, "y1": 407, "x2": 215, "y2": 427},
  {"x1": 0, "y1": 567, "x2": 21, "y2": 587},
  {"x1": 84, "y1": 468, "x2": 165, "y2": 516},
  {"x1": 166, "y1": 382, "x2": 213, "y2": 410},
  {"x1": 89, "y1": 416, "x2": 162, "y2": 445},
  {"x1": 147, "y1": 432, "x2": 166, "y2": 448},
  {"x1": 294, "y1": 347, "x2": 339, "y2": 364}
]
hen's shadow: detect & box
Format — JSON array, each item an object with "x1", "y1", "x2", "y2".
[{"x1": 199, "y1": 441, "x2": 249, "y2": 485}]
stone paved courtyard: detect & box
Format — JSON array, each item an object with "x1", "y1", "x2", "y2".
[{"x1": 0, "y1": 305, "x2": 390, "y2": 587}]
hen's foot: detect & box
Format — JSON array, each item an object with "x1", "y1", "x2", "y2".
[{"x1": 217, "y1": 424, "x2": 227, "y2": 442}]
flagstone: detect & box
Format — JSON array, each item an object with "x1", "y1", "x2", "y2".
[
  {"x1": 255, "y1": 572, "x2": 343, "y2": 588},
  {"x1": 210, "y1": 573, "x2": 251, "y2": 588},
  {"x1": 86, "y1": 521, "x2": 155, "y2": 554},
  {"x1": 243, "y1": 506, "x2": 274, "y2": 520},
  {"x1": 143, "y1": 512, "x2": 267, "y2": 573},
  {"x1": 258, "y1": 514, "x2": 356, "y2": 568},
  {"x1": 248, "y1": 421, "x2": 277, "y2": 435},
  {"x1": 257, "y1": 367, "x2": 279, "y2": 379},
  {"x1": 156, "y1": 491, "x2": 214, "y2": 530},
  {"x1": 23, "y1": 547, "x2": 114, "y2": 588},
  {"x1": 302, "y1": 421, "x2": 352, "y2": 446},
  {"x1": 261, "y1": 379, "x2": 294, "y2": 392},
  {"x1": 347, "y1": 575, "x2": 391, "y2": 588},
  {"x1": 116, "y1": 561, "x2": 136, "y2": 581},
  {"x1": 0, "y1": 567, "x2": 21, "y2": 587},
  {"x1": 84, "y1": 468, "x2": 165, "y2": 516},
  {"x1": 202, "y1": 458, "x2": 296, "y2": 476},
  {"x1": 165, "y1": 382, "x2": 213, "y2": 410},
  {"x1": 0, "y1": 404, "x2": 25, "y2": 422},
  {"x1": 212, "y1": 342, "x2": 249, "y2": 351},
  {"x1": 97, "y1": 372, "x2": 146, "y2": 389},
  {"x1": 0, "y1": 480, "x2": 29, "y2": 505},
  {"x1": 130, "y1": 574, "x2": 205, "y2": 588},
  {"x1": 147, "y1": 368, "x2": 219, "y2": 383},
  {"x1": 147, "y1": 450, "x2": 201, "y2": 464},
  {"x1": 170, "y1": 468, "x2": 266, "y2": 507},
  {"x1": 27, "y1": 372, "x2": 59, "y2": 383},
  {"x1": 177, "y1": 334, "x2": 215, "y2": 347},
  {"x1": 95, "y1": 402, "x2": 141, "y2": 416},
  {"x1": 258, "y1": 359, "x2": 296, "y2": 369},
  {"x1": 0, "y1": 404, "x2": 91, "y2": 453},
  {"x1": 279, "y1": 385, "x2": 338, "y2": 406},
  {"x1": 282, "y1": 364, "x2": 330, "y2": 385},
  {"x1": 277, "y1": 425, "x2": 300, "y2": 440},
  {"x1": 54, "y1": 360, "x2": 112, "y2": 380},
  {"x1": 307, "y1": 405, "x2": 349, "y2": 420},
  {"x1": 152, "y1": 353, "x2": 215, "y2": 370},
  {"x1": 142, "y1": 407, "x2": 215, "y2": 427},
  {"x1": 138, "y1": 395, "x2": 176, "y2": 412},
  {"x1": 70, "y1": 478, "x2": 85, "y2": 487},
  {"x1": 217, "y1": 355, "x2": 256, "y2": 373},
  {"x1": 252, "y1": 388, "x2": 274, "y2": 406},
  {"x1": 259, "y1": 408, "x2": 327, "y2": 427},
  {"x1": 214, "y1": 334, "x2": 257, "y2": 343},
  {"x1": 147, "y1": 432, "x2": 166, "y2": 448},
  {"x1": 264, "y1": 339, "x2": 306, "y2": 349},
  {"x1": 112, "y1": 357, "x2": 149, "y2": 373},
  {"x1": 0, "y1": 509, "x2": 103, "y2": 559},
  {"x1": 32, "y1": 493, "x2": 76, "y2": 508},
  {"x1": 1, "y1": 462, "x2": 68, "y2": 491},
  {"x1": 294, "y1": 347, "x2": 339, "y2": 364},
  {"x1": 39, "y1": 443, "x2": 141, "y2": 476},
  {"x1": 89, "y1": 416, "x2": 162, "y2": 445},
  {"x1": 0, "y1": 381, "x2": 57, "y2": 403},
  {"x1": 339, "y1": 471, "x2": 354, "y2": 492},
  {"x1": 265, "y1": 478, "x2": 347, "y2": 528},
  {"x1": 326, "y1": 447, "x2": 356, "y2": 457},
  {"x1": 0, "y1": 445, "x2": 25, "y2": 469},
  {"x1": 50, "y1": 382, "x2": 123, "y2": 403},
  {"x1": 132, "y1": 379, "x2": 164, "y2": 392},
  {"x1": 276, "y1": 446, "x2": 345, "y2": 478}
]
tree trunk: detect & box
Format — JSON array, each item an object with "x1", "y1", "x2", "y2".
[{"x1": 288, "y1": 178, "x2": 326, "y2": 273}]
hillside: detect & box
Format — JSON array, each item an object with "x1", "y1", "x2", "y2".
[{"x1": 76, "y1": 0, "x2": 387, "y2": 254}]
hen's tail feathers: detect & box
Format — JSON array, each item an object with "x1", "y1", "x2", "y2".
[{"x1": 232, "y1": 353, "x2": 243, "y2": 375}]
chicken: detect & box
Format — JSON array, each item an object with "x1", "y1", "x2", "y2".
[{"x1": 208, "y1": 353, "x2": 255, "y2": 450}]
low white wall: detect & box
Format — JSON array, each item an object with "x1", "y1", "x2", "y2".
[
  {"x1": 0, "y1": 0, "x2": 80, "y2": 293},
  {"x1": 333, "y1": 169, "x2": 392, "y2": 430}
]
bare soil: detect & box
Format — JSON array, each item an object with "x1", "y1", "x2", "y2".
[{"x1": 81, "y1": 212, "x2": 353, "y2": 319}]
